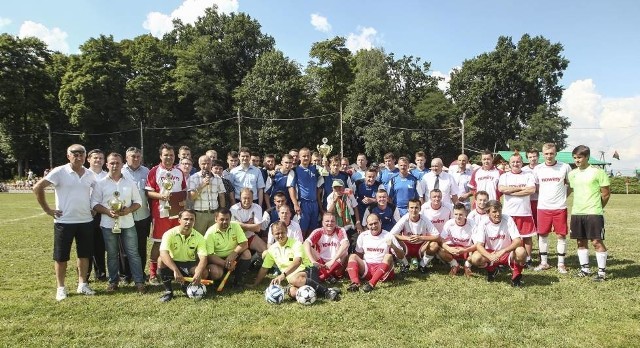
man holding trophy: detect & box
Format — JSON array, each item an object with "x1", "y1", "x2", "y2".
[
  {"x1": 91, "y1": 153, "x2": 146, "y2": 293},
  {"x1": 145, "y1": 143, "x2": 187, "y2": 284}
]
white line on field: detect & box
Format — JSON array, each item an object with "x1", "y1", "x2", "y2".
[{"x1": 1, "y1": 212, "x2": 47, "y2": 224}]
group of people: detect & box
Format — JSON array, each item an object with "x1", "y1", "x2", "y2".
[{"x1": 33, "y1": 141, "x2": 611, "y2": 302}]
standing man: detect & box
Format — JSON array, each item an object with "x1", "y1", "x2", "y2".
[
  {"x1": 533, "y1": 143, "x2": 571, "y2": 273},
  {"x1": 189, "y1": 155, "x2": 226, "y2": 234},
  {"x1": 354, "y1": 168, "x2": 381, "y2": 220},
  {"x1": 86, "y1": 149, "x2": 107, "y2": 282},
  {"x1": 145, "y1": 143, "x2": 187, "y2": 284},
  {"x1": 351, "y1": 153, "x2": 369, "y2": 182},
  {"x1": 523, "y1": 148, "x2": 540, "y2": 223},
  {"x1": 266, "y1": 154, "x2": 294, "y2": 208},
  {"x1": 205, "y1": 149, "x2": 218, "y2": 161},
  {"x1": 288, "y1": 147, "x2": 323, "y2": 238},
  {"x1": 377, "y1": 152, "x2": 399, "y2": 187},
  {"x1": 468, "y1": 150, "x2": 502, "y2": 202},
  {"x1": 387, "y1": 156, "x2": 420, "y2": 216},
  {"x1": 319, "y1": 156, "x2": 351, "y2": 214},
  {"x1": 230, "y1": 147, "x2": 266, "y2": 207},
  {"x1": 122, "y1": 146, "x2": 151, "y2": 283},
  {"x1": 419, "y1": 158, "x2": 458, "y2": 208},
  {"x1": 34, "y1": 144, "x2": 97, "y2": 300},
  {"x1": 451, "y1": 154, "x2": 473, "y2": 211},
  {"x1": 410, "y1": 151, "x2": 430, "y2": 181},
  {"x1": 91, "y1": 153, "x2": 145, "y2": 293},
  {"x1": 568, "y1": 145, "x2": 611, "y2": 281},
  {"x1": 212, "y1": 159, "x2": 235, "y2": 208},
  {"x1": 289, "y1": 149, "x2": 300, "y2": 166},
  {"x1": 222, "y1": 151, "x2": 239, "y2": 180},
  {"x1": 178, "y1": 145, "x2": 197, "y2": 176}
]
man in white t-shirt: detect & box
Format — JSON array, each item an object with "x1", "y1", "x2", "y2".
[
  {"x1": 420, "y1": 189, "x2": 453, "y2": 234},
  {"x1": 468, "y1": 150, "x2": 502, "y2": 202},
  {"x1": 439, "y1": 203, "x2": 477, "y2": 277},
  {"x1": 390, "y1": 199, "x2": 439, "y2": 274},
  {"x1": 470, "y1": 200, "x2": 527, "y2": 287},
  {"x1": 230, "y1": 188, "x2": 269, "y2": 263},
  {"x1": 533, "y1": 143, "x2": 571, "y2": 273}
]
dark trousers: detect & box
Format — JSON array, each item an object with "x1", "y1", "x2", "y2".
[{"x1": 88, "y1": 214, "x2": 106, "y2": 280}]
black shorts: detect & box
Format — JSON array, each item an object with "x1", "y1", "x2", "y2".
[
  {"x1": 159, "y1": 261, "x2": 196, "y2": 278},
  {"x1": 53, "y1": 222, "x2": 94, "y2": 262},
  {"x1": 570, "y1": 215, "x2": 605, "y2": 240}
]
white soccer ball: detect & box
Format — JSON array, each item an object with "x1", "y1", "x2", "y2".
[
  {"x1": 264, "y1": 284, "x2": 285, "y2": 305},
  {"x1": 295, "y1": 285, "x2": 316, "y2": 305},
  {"x1": 186, "y1": 283, "x2": 207, "y2": 300}
]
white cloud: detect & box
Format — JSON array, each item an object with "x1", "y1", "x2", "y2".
[
  {"x1": 0, "y1": 17, "x2": 11, "y2": 28},
  {"x1": 144, "y1": 0, "x2": 239, "y2": 38},
  {"x1": 431, "y1": 69, "x2": 458, "y2": 92},
  {"x1": 18, "y1": 21, "x2": 69, "y2": 53},
  {"x1": 310, "y1": 14, "x2": 331, "y2": 33},
  {"x1": 560, "y1": 79, "x2": 640, "y2": 175},
  {"x1": 345, "y1": 26, "x2": 379, "y2": 53}
]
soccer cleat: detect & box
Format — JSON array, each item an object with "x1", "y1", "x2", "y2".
[
  {"x1": 418, "y1": 266, "x2": 429, "y2": 274},
  {"x1": 463, "y1": 267, "x2": 473, "y2": 278},
  {"x1": 524, "y1": 260, "x2": 533, "y2": 269},
  {"x1": 511, "y1": 274, "x2": 523, "y2": 287},
  {"x1": 77, "y1": 283, "x2": 96, "y2": 295},
  {"x1": 534, "y1": 263, "x2": 551, "y2": 271},
  {"x1": 135, "y1": 283, "x2": 146, "y2": 294},
  {"x1": 449, "y1": 265, "x2": 460, "y2": 276},
  {"x1": 326, "y1": 276, "x2": 338, "y2": 284},
  {"x1": 557, "y1": 264, "x2": 568, "y2": 274},
  {"x1": 325, "y1": 288, "x2": 341, "y2": 301},
  {"x1": 362, "y1": 282, "x2": 374, "y2": 293},
  {"x1": 577, "y1": 269, "x2": 591, "y2": 278},
  {"x1": 592, "y1": 273, "x2": 606, "y2": 282},
  {"x1": 347, "y1": 282, "x2": 360, "y2": 292},
  {"x1": 55, "y1": 287, "x2": 68, "y2": 301},
  {"x1": 149, "y1": 276, "x2": 161, "y2": 286},
  {"x1": 399, "y1": 264, "x2": 410, "y2": 274},
  {"x1": 486, "y1": 268, "x2": 499, "y2": 282},
  {"x1": 159, "y1": 291, "x2": 174, "y2": 302},
  {"x1": 106, "y1": 282, "x2": 118, "y2": 292}
]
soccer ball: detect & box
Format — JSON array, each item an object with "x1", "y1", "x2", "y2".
[
  {"x1": 295, "y1": 285, "x2": 316, "y2": 305},
  {"x1": 264, "y1": 284, "x2": 285, "y2": 305},
  {"x1": 186, "y1": 283, "x2": 207, "y2": 300}
]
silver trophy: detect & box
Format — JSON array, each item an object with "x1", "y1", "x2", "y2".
[
  {"x1": 108, "y1": 191, "x2": 123, "y2": 233},
  {"x1": 160, "y1": 172, "x2": 174, "y2": 218},
  {"x1": 316, "y1": 137, "x2": 333, "y2": 176}
]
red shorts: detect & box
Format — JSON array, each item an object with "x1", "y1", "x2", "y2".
[
  {"x1": 446, "y1": 243, "x2": 470, "y2": 261},
  {"x1": 403, "y1": 241, "x2": 424, "y2": 258},
  {"x1": 537, "y1": 209, "x2": 568, "y2": 236},
  {"x1": 530, "y1": 200, "x2": 538, "y2": 225},
  {"x1": 362, "y1": 262, "x2": 395, "y2": 282},
  {"x1": 152, "y1": 217, "x2": 179, "y2": 241},
  {"x1": 485, "y1": 249, "x2": 512, "y2": 267},
  {"x1": 512, "y1": 216, "x2": 536, "y2": 238}
]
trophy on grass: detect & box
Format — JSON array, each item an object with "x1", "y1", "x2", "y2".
[
  {"x1": 316, "y1": 137, "x2": 333, "y2": 176},
  {"x1": 108, "y1": 191, "x2": 123, "y2": 234},
  {"x1": 160, "y1": 172, "x2": 174, "y2": 218}
]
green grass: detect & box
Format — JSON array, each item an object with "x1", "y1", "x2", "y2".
[{"x1": 1, "y1": 193, "x2": 639, "y2": 347}]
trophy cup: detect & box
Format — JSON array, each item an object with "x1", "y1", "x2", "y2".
[
  {"x1": 316, "y1": 137, "x2": 333, "y2": 176},
  {"x1": 108, "y1": 191, "x2": 123, "y2": 234},
  {"x1": 160, "y1": 172, "x2": 174, "y2": 218}
]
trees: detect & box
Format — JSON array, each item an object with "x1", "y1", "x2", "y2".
[{"x1": 448, "y1": 34, "x2": 570, "y2": 153}]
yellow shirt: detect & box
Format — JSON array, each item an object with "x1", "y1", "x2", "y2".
[
  {"x1": 262, "y1": 238, "x2": 310, "y2": 274},
  {"x1": 204, "y1": 221, "x2": 248, "y2": 258},
  {"x1": 159, "y1": 227, "x2": 207, "y2": 262}
]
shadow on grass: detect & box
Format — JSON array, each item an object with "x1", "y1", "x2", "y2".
[{"x1": 611, "y1": 263, "x2": 639, "y2": 279}]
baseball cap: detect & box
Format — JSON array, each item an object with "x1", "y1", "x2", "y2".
[{"x1": 332, "y1": 179, "x2": 345, "y2": 187}]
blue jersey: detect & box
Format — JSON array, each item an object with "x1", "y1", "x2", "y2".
[
  {"x1": 287, "y1": 165, "x2": 321, "y2": 202},
  {"x1": 377, "y1": 167, "x2": 399, "y2": 186},
  {"x1": 267, "y1": 207, "x2": 279, "y2": 224},
  {"x1": 269, "y1": 169, "x2": 292, "y2": 206},
  {"x1": 410, "y1": 167, "x2": 429, "y2": 181},
  {"x1": 351, "y1": 169, "x2": 366, "y2": 183},
  {"x1": 388, "y1": 173, "x2": 419, "y2": 211},
  {"x1": 367, "y1": 204, "x2": 398, "y2": 232},
  {"x1": 321, "y1": 171, "x2": 350, "y2": 209},
  {"x1": 355, "y1": 179, "x2": 380, "y2": 218}
]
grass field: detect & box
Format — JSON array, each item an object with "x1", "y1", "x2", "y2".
[{"x1": 1, "y1": 193, "x2": 639, "y2": 347}]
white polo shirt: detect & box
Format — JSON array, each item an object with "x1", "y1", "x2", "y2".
[
  {"x1": 45, "y1": 164, "x2": 96, "y2": 224},
  {"x1": 91, "y1": 175, "x2": 142, "y2": 229}
]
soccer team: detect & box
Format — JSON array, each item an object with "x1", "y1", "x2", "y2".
[{"x1": 33, "y1": 142, "x2": 611, "y2": 302}]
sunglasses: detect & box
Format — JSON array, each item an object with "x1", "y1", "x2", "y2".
[{"x1": 69, "y1": 150, "x2": 86, "y2": 156}]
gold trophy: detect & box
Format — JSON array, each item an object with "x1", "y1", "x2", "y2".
[
  {"x1": 108, "y1": 191, "x2": 123, "y2": 234},
  {"x1": 160, "y1": 172, "x2": 174, "y2": 218},
  {"x1": 316, "y1": 137, "x2": 333, "y2": 176}
]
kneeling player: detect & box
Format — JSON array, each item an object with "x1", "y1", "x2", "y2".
[
  {"x1": 252, "y1": 221, "x2": 340, "y2": 301},
  {"x1": 438, "y1": 203, "x2": 477, "y2": 276},
  {"x1": 303, "y1": 213, "x2": 350, "y2": 283},
  {"x1": 346, "y1": 214, "x2": 405, "y2": 292},
  {"x1": 470, "y1": 200, "x2": 526, "y2": 287},
  {"x1": 390, "y1": 199, "x2": 440, "y2": 273}
]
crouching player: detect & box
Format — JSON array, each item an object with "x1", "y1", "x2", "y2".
[
  {"x1": 158, "y1": 210, "x2": 209, "y2": 302},
  {"x1": 252, "y1": 221, "x2": 341, "y2": 301},
  {"x1": 389, "y1": 199, "x2": 440, "y2": 273},
  {"x1": 346, "y1": 214, "x2": 405, "y2": 292},
  {"x1": 470, "y1": 200, "x2": 526, "y2": 287},
  {"x1": 303, "y1": 213, "x2": 350, "y2": 283},
  {"x1": 439, "y1": 203, "x2": 476, "y2": 277}
]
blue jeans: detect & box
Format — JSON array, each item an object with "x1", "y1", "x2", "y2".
[{"x1": 101, "y1": 226, "x2": 144, "y2": 284}]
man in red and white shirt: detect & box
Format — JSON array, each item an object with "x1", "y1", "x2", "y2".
[
  {"x1": 420, "y1": 189, "x2": 452, "y2": 234},
  {"x1": 470, "y1": 200, "x2": 527, "y2": 287},
  {"x1": 145, "y1": 143, "x2": 187, "y2": 283},
  {"x1": 439, "y1": 203, "x2": 477, "y2": 277},
  {"x1": 533, "y1": 143, "x2": 571, "y2": 273},
  {"x1": 467, "y1": 190, "x2": 490, "y2": 226},
  {"x1": 468, "y1": 150, "x2": 502, "y2": 202},
  {"x1": 390, "y1": 199, "x2": 440, "y2": 274},
  {"x1": 346, "y1": 214, "x2": 405, "y2": 292},
  {"x1": 498, "y1": 152, "x2": 536, "y2": 266},
  {"x1": 303, "y1": 213, "x2": 350, "y2": 283}
]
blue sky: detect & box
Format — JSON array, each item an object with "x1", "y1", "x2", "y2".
[{"x1": 2, "y1": 0, "x2": 639, "y2": 173}]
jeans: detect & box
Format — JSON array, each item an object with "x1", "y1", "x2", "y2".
[{"x1": 101, "y1": 226, "x2": 144, "y2": 284}]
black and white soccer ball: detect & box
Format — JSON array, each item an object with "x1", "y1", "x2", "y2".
[
  {"x1": 186, "y1": 283, "x2": 207, "y2": 300},
  {"x1": 264, "y1": 284, "x2": 285, "y2": 305},
  {"x1": 295, "y1": 285, "x2": 316, "y2": 305}
]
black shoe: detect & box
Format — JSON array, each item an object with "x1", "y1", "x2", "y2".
[
  {"x1": 524, "y1": 260, "x2": 533, "y2": 269},
  {"x1": 511, "y1": 274, "x2": 523, "y2": 287},
  {"x1": 347, "y1": 282, "x2": 360, "y2": 292},
  {"x1": 326, "y1": 276, "x2": 337, "y2": 284},
  {"x1": 362, "y1": 282, "x2": 374, "y2": 293},
  {"x1": 160, "y1": 291, "x2": 174, "y2": 302},
  {"x1": 592, "y1": 273, "x2": 606, "y2": 282},
  {"x1": 486, "y1": 268, "x2": 499, "y2": 282},
  {"x1": 577, "y1": 269, "x2": 592, "y2": 278},
  {"x1": 418, "y1": 266, "x2": 429, "y2": 274},
  {"x1": 325, "y1": 288, "x2": 341, "y2": 301},
  {"x1": 399, "y1": 265, "x2": 410, "y2": 274}
]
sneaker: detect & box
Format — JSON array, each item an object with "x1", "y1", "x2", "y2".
[
  {"x1": 106, "y1": 282, "x2": 118, "y2": 292},
  {"x1": 534, "y1": 263, "x2": 551, "y2": 271},
  {"x1": 418, "y1": 266, "x2": 429, "y2": 274},
  {"x1": 96, "y1": 274, "x2": 108, "y2": 282},
  {"x1": 136, "y1": 283, "x2": 146, "y2": 294},
  {"x1": 524, "y1": 260, "x2": 533, "y2": 269},
  {"x1": 347, "y1": 282, "x2": 360, "y2": 292},
  {"x1": 511, "y1": 274, "x2": 523, "y2": 287},
  {"x1": 55, "y1": 287, "x2": 67, "y2": 301},
  {"x1": 449, "y1": 265, "x2": 460, "y2": 276},
  {"x1": 486, "y1": 268, "x2": 499, "y2": 282},
  {"x1": 77, "y1": 283, "x2": 95, "y2": 295},
  {"x1": 362, "y1": 282, "x2": 374, "y2": 293},
  {"x1": 464, "y1": 267, "x2": 473, "y2": 277},
  {"x1": 557, "y1": 264, "x2": 568, "y2": 274},
  {"x1": 326, "y1": 276, "x2": 337, "y2": 284},
  {"x1": 577, "y1": 269, "x2": 591, "y2": 278},
  {"x1": 399, "y1": 264, "x2": 410, "y2": 274},
  {"x1": 160, "y1": 291, "x2": 174, "y2": 302},
  {"x1": 593, "y1": 273, "x2": 606, "y2": 282},
  {"x1": 325, "y1": 288, "x2": 341, "y2": 301},
  {"x1": 149, "y1": 276, "x2": 161, "y2": 286}
]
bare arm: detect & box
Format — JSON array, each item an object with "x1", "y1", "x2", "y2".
[
  {"x1": 33, "y1": 178, "x2": 59, "y2": 217},
  {"x1": 601, "y1": 186, "x2": 611, "y2": 208}
]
